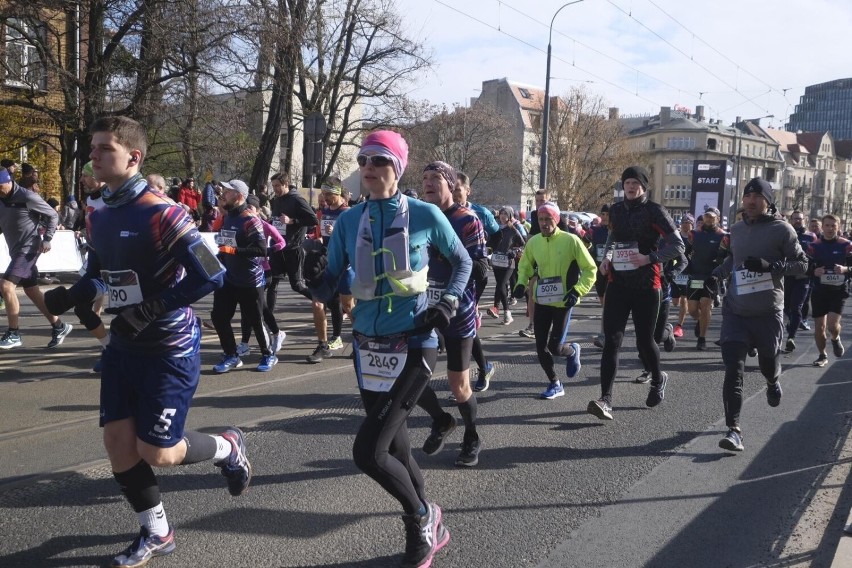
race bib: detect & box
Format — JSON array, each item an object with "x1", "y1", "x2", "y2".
[
  {"x1": 354, "y1": 333, "x2": 409, "y2": 392},
  {"x1": 612, "y1": 241, "x2": 640, "y2": 271},
  {"x1": 595, "y1": 244, "x2": 606, "y2": 262},
  {"x1": 536, "y1": 276, "x2": 564, "y2": 304},
  {"x1": 491, "y1": 253, "x2": 510, "y2": 268},
  {"x1": 272, "y1": 219, "x2": 286, "y2": 231},
  {"x1": 734, "y1": 269, "x2": 773, "y2": 295},
  {"x1": 689, "y1": 279, "x2": 705, "y2": 289},
  {"x1": 321, "y1": 219, "x2": 335, "y2": 237},
  {"x1": 426, "y1": 280, "x2": 446, "y2": 307},
  {"x1": 216, "y1": 229, "x2": 237, "y2": 248},
  {"x1": 820, "y1": 272, "x2": 845, "y2": 286},
  {"x1": 101, "y1": 269, "x2": 144, "y2": 309},
  {"x1": 673, "y1": 274, "x2": 689, "y2": 286}
]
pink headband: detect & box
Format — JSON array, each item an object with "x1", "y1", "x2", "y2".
[{"x1": 537, "y1": 202, "x2": 561, "y2": 222}]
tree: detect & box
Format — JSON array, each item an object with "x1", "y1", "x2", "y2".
[
  {"x1": 537, "y1": 86, "x2": 640, "y2": 212},
  {"x1": 400, "y1": 101, "x2": 516, "y2": 203}
]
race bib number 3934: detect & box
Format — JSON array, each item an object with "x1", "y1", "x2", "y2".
[{"x1": 612, "y1": 241, "x2": 640, "y2": 271}]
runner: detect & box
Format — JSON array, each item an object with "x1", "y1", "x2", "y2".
[
  {"x1": 806, "y1": 214, "x2": 851, "y2": 367},
  {"x1": 670, "y1": 214, "x2": 694, "y2": 339},
  {"x1": 685, "y1": 207, "x2": 729, "y2": 350},
  {"x1": 589, "y1": 166, "x2": 684, "y2": 420},
  {"x1": 486, "y1": 206, "x2": 526, "y2": 325},
  {"x1": 305, "y1": 131, "x2": 462, "y2": 567},
  {"x1": 713, "y1": 178, "x2": 807, "y2": 452},
  {"x1": 782, "y1": 210, "x2": 817, "y2": 353},
  {"x1": 0, "y1": 166, "x2": 73, "y2": 349},
  {"x1": 45, "y1": 116, "x2": 250, "y2": 566},
  {"x1": 513, "y1": 201, "x2": 596, "y2": 399}
]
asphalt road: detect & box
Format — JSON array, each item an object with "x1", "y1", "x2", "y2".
[{"x1": 1, "y1": 282, "x2": 852, "y2": 568}]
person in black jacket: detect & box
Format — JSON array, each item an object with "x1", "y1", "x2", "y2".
[{"x1": 269, "y1": 173, "x2": 318, "y2": 300}]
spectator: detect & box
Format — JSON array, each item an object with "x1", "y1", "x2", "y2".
[
  {"x1": 19, "y1": 163, "x2": 41, "y2": 194},
  {"x1": 177, "y1": 178, "x2": 201, "y2": 220}
]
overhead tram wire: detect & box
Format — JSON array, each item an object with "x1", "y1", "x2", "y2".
[
  {"x1": 605, "y1": 0, "x2": 772, "y2": 117},
  {"x1": 431, "y1": 0, "x2": 665, "y2": 108}
]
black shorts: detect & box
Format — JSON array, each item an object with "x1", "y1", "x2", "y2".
[
  {"x1": 810, "y1": 288, "x2": 846, "y2": 318},
  {"x1": 2, "y1": 250, "x2": 40, "y2": 287},
  {"x1": 445, "y1": 336, "x2": 474, "y2": 372},
  {"x1": 686, "y1": 278, "x2": 713, "y2": 301}
]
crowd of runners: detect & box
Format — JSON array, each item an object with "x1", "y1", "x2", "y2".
[{"x1": 1, "y1": 119, "x2": 851, "y2": 567}]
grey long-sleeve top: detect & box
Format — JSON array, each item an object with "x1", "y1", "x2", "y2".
[{"x1": 0, "y1": 183, "x2": 59, "y2": 255}]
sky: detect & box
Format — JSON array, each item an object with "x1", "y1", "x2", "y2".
[{"x1": 394, "y1": 0, "x2": 852, "y2": 129}]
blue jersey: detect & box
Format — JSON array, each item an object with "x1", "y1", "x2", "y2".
[
  {"x1": 319, "y1": 204, "x2": 349, "y2": 246},
  {"x1": 219, "y1": 206, "x2": 265, "y2": 288},
  {"x1": 428, "y1": 204, "x2": 485, "y2": 338},
  {"x1": 807, "y1": 236, "x2": 852, "y2": 292},
  {"x1": 86, "y1": 187, "x2": 222, "y2": 356},
  {"x1": 316, "y1": 192, "x2": 471, "y2": 344}
]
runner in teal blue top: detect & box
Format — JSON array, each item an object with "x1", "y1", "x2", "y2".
[{"x1": 306, "y1": 130, "x2": 469, "y2": 568}]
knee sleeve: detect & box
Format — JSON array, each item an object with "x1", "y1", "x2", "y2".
[
  {"x1": 113, "y1": 460, "x2": 160, "y2": 513},
  {"x1": 74, "y1": 302, "x2": 103, "y2": 331}
]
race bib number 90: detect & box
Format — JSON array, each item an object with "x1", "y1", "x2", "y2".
[
  {"x1": 354, "y1": 333, "x2": 409, "y2": 392},
  {"x1": 101, "y1": 269, "x2": 144, "y2": 309}
]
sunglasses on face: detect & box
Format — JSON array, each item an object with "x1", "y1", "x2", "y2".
[{"x1": 357, "y1": 154, "x2": 392, "y2": 168}]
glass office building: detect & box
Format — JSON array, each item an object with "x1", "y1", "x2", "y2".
[{"x1": 787, "y1": 78, "x2": 852, "y2": 139}]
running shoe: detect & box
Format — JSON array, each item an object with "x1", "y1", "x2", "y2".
[
  {"x1": 401, "y1": 502, "x2": 444, "y2": 568},
  {"x1": 719, "y1": 429, "x2": 744, "y2": 452},
  {"x1": 696, "y1": 337, "x2": 707, "y2": 351},
  {"x1": 201, "y1": 319, "x2": 215, "y2": 330},
  {"x1": 635, "y1": 370, "x2": 652, "y2": 384},
  {"x1": 218, "y1": 427, "x2": 252, "y2": 496},
  {"x1": 327, "y1": 336, "x2": 344, "y2": 350},
  {"x1": 748, "y1": 347, "x2": 757, "y2": 357},
  {"x1": 111, "y1": 526, "x2": 175, "y2": 567},
  {"x1": 672, "y1": 324, "x2": 683, "y2": 338},
  {"x1": 508, "y1": 297, "x2": 518, "y2": 306},
  {"x1": 306, "y1": 343, "x2": 331, "y2": 363},
  {"x1": 519, "y1": 325, "x2": 535, "y2": 338},
  {"x1": 783, "y1": 337, "x2": 795, "y2": 354},
  {"x1": 47, "y1": 322, "x2": 72, "y2": 348},
  {"x1": 663, "y1": 323, "x2": 675, "y2": 352},
  {"x1": 593, "y1": 335, "x2": 604, "y2": 348},
  {"x1": 271, "y1": 331, "x2": 286, "y2": 353},
  {"x1": 93, "y1": 349, "x2": 105, "y2": 373},
  {"x1": 832, "y1": 338, "x2": 845, "y2": 358},
  {"x1": 766, "y1": 380, "x2": 782, "y2": 407},
  {"x1": 422, "y1": 413, "x2": 456, "y2": 455},
  {"x1": 587, "y1": 398, "x2": 613, "y2": 420},
  {"x1": 502, "y1": 311, "x2": 514, "y2": 325},
  {"x1": 0, "y1": 330, "x2": 22, "y2": 349},
  {"x1": 474, "y1": 363, "x2": 494, "y2": 392},
  {"x1": 256, "y1": 354, "x2": 278, "y2": 372},
  {"x1": 487, "y1": 306, "x2": 500, "y2": 319},
  {"x1": 455, "y1": 437, "x2": 481, "y2": 467},
  {"x1": 236, "y1": 342, "x2": 251, "y2": 357},
  {"x1": 814, "y1": 354, "x2": 829, "y2": 367},
  {"x1": 565, "y1": 343, "x2": 581, "y2": 379},
  {"x1": 540, "y1": 380, "x2": 564, "y2": 400},
  {"x1": 646, "y1": 372, "x2": 668, "y2": 407},
  {"x1": 213, "y1": 354, "x2": 243, "y2": 373},
  {"x1": 799, "y1": 320, "x2": 811, "y2": 331}
]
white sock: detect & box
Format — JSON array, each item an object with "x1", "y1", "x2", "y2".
[
  {"x1": 138, "y1": 503, "x2": 169, "y2": 537},
  {"x1": 213, "y1": 435, "x2": 232, "y2": 461}
]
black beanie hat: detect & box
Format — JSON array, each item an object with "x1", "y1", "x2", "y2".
[
  {"x1": 621, "y1": 166, "x2": 649, "y2": 188},
  {"x1": 742, "y1": 177, "x2": 774, "y2": 204},
  {"x1": 600, "y1": 203, "x2": 610, "y2": 213}
]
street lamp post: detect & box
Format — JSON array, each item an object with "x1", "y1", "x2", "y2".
[{"x1": 539, "y1": 0, "x2": 584, "y2": 190}]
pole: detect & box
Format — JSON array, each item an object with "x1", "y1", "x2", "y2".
[{"x1": 539, "y1": 0, "x2": 584, "y2": 190}]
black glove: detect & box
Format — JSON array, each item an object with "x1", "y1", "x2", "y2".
[
  {"x1": 110, "y1": 298, "x2": 166, "y2": 340},
  {"x1": 44, "y1": 286, "x2": 74, "y2": 316},
  {"x1": 563, "y1": 289, "x2": 580, "y2": 309},
  {"x1": 423, "y1": 297, "x2": 456, "y2": 330},
  {"x1": 704, "y1": 275, "x2": 719, "y2": 296},
  {"x1": 303, "y1": 249, "x2": 328, "y2": 287},
  {"x1": 743, "y1": 257, "x2": 772, "y2": 273},
  {"x1": 512, "y1": 285, "x2": 527, "y2": 299}
]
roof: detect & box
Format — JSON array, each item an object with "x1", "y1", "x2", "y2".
[
  {"x1": 834, "y1": 140, "x2": 852, "y2": 160},
  {"x1": 797, "y1": 132, "x2": 829, "y2": 155}
]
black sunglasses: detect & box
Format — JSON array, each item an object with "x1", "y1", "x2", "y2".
[{"x1": 357, "y1": 154, "x2": 392, "y2": 168}]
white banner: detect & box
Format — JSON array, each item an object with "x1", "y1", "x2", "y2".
[{"x1": 0, "y1": 230, "x2": 85, "y2": 273}]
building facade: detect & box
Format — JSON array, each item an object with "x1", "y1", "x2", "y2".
[{"x1": 787, "y1": 78, "x2": 852, "y2": 140}]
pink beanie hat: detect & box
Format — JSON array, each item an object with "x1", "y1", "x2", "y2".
[
  {"x1": 360, "y1": 130, "x2": 409, "y2": 179},
  {"x1": 537, "y1": 202, "x2": 561, "y2": 222}
]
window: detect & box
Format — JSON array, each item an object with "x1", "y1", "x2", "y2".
[
  {"x1": 529, "y1": 141, "x2": 537, "y2": 156},
  {"x1": 518, "y1": 87, "x2": 531, "y2": 99},
  {"x1": 219, "y1": 161, "x2": 228, "y2": 173},
  {"x1": 3, "y1": 18, "x2": 46, "y2": 89}
]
